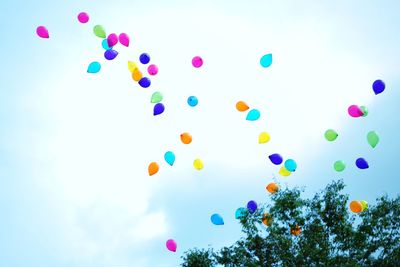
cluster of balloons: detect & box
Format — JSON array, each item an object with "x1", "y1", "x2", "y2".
[
  {"x1": 236, "y1": 101, "x2": 261, "y2": 121},
  {"x1": 349, "y1": 200, "x2": 368, "y2": 213}
]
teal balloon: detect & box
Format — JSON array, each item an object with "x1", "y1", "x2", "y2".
[
  {"x1": 235, "y1": 207, "x2": 247, "y2": 219},
  {"x1": 102, "y1": 39, "x2": 112, "y2": 50},
  {"x1": 260, "y1": 54, "x2": 273, "y2": 68},
  {"x1": 367, "y1": 131, "x2": 379, "y2": 148},
  {"x1": 246, "y1": 109, "x2": 260, "y2": 121},
  {"x1": 284, "y1": 159, "x2": 297, "y2": 172},
  {"x1": 87, "y1": 61, "x2": 101, "y2": 73},
  {"x1": 211, "y1": 213, "x2": 224, "y2": 225},
  {"x1": 164, "y1": 151, "x2": 175, "y2": 166}
]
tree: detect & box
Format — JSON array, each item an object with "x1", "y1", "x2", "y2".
[{"x1": 181, "y1": 180, "x2": 400, "y2": 266}]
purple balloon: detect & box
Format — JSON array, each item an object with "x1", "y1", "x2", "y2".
[
  {"x1": 268, "y1": 153, "x2": 283, "y2": 165},
  {"x1": 372, "y1": 79, "x2": 385, "y2": 95},
  {"x1": 247, "y1": 200, "x2": 257, "y2": 214},
  {"x1": 355, "y1": 158, "x2": 369, "y2": 169},
  {"x1": 138, "y1": 77, "x2": 151, "y2": 88},
  {"x1": 104, "y1": 49, "x2": 118, "y2": 60},
  {"x1": 154, "y1": 103, "x2": 165, "y2": 116}
]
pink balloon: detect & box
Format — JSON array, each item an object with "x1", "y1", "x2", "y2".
[
  {"x1": 348, "y1": 105, "x2": 363, "y2": 118},
  {"x1": 36, "y1": 26, "x2": 49, "y2": 39},
  {"x1": 77, "y1": 12, "x2": 89, "y2": 24},
  {"x1": 147, "y1": 64, "x2": 158, "y2": 76},
  {"x1": 107, "y1": 33, "x2": 118, "y2": 47},
  {"x1": 192, "y1": 56, "x2": 203, "y2": 68},
  {"x1": 119, "y1": 33, "x2": 130, "y2": 47},
  {"x1": 166, "y1": 239, "x2": 177, "y2": 252}
]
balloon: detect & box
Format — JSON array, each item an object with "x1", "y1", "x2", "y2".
[
  {"x1": 333, "y1": 160, "x2": 346, "y2": 172},
  {"x1": 367, "y1": 131, "x2": 379, "y2": 148},
  {"x1": 260, "y1": 53, "x2": 273, "y2": 68},
  {"x1": 235, "y1": 207, "x2": 247, "y2": 219},
  {"x1": 193, "y1": 158, "x2": 204, "y2": 170},
  {"x1": 77, "y1": 12, "x2": 89, "y2": 23},
  {"x1": 166, "y1": 239, "x2": 177, "y2": 252},
  {"x1": 266, "y1": 182, "x2": 279, "y2": 193},
  {"x1": 284, "y1": 159, "x2": 297, "y2": 172},
  {"x1": 148, "y1": 162, "x2": 159, "y2": 176},
  {"x1": 360, "y1": 200, "x2": 368, "y2": 211},
  {"x1": 36, "y1": 26, "x2": 49, "y2": 38},
  {"x1": 138, "y1": 77, "x2": 151, "y2": 88},
  {"x1": 93, "y1": 25, "x2": 106, "y2": 38},
  {"x1": 192, "y1": 56, "x2": 203, "y2": 68},
  {"x1": 324, "y1": 129, "x2": 338, "y2": 141},
  {"x1": 279, "y1": 166, "x2": 291, "y2": 177},
  {"x1": 147, "y1": 64, "x2": 158, "y2": 76},
  {"x1": 372, "y1": 79, "x2": 385, "y2": 95},
  {"x1": 151, "y1": 92, "x2": 163, "y2": 103},
  {"x1": 247, "y1": 200, "x2": 257, "y2": 213},
  {"x1": 262, "y1": 213, "x2": 272, "y2": 226},
  {"x1": 180, "y1": 133, "x2": 192, "y2": 144},
  {"x1": 132, "y1": 69, "x2": 143, "y2": 82},
  {"x1": 355, "y1": 158, "x2": 369, "y2": 169},
  {"x1": 348, "y1": 105, "x2": 363, "y2": 118},
  {"x1": 258, "y1": 132, "x2": 271, "y2": 144},
  {"x1": 290, "y1": 225, "x2": 301, "y2": 236},
  {"x1": 139, "y1": 53, "x2": 150, "y2": 64},
  {"x1": 107, "y1": 33, "x2": 118, "y2": 47},
  {"x1": 210, "y1": 214, "x2": 224, "y2": 225},
  {"x1": 350, "y1": 200, "x2": 362, "y2": 213},
  {"x1": 104, "y1": 49, "x2": 118, "y2": 60},
  {"x1": 128, "y1": 61, "x2": 138, "y2": 73},
  {"x1": 153, "y1": 103, "x2": 165, "y2": 116},
  {"x1": 360, "y1": 106, "x2": 368, "y2": 117},
  {"x1": 246, "y1": 109, "x2": 260, "y2": 121},
  {"x1": 118, "y1": 33, "x2": 130, "y2": 47},
  {"x1": 187, "y1": 96, "x2": 198, "y2": 107},
  {"x1": 236, "y1": 101, "x2": 249, "y2": 112},
  {"x1": 87, "y1": 62, "x2": 101, "y2": 74},
  {"x1": 268, "y1": 154, "x2": 283, "y2": 165},
  {"x1": 164, "y1": 151, "x2": 175, "y2": 166},
  {"x1": 102, "y1": 39, "x2": 112, "y2": 50}
]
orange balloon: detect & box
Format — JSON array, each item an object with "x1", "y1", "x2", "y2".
[
  {"x1": 148, "y1": 162, "x2": 159, "y2": 176},
  {"x1": 180, "y1": 132, "x2": 192, "y2": 144},
  {"x1": 262, "y1": 213, "x2": 273, "y2": 226},
  {"x1": 290, "y1": 225, "x2": 301, "y2": 236},
  {"x1": 132, "y1": 69, "x2": 143, "y2": 81},
  {"x1": 266, "y1": 182, "x2": 279, "y2": 194},
  {"x1": 236, "y1": 101, "x2": 249, "y2": 112},
  {"x1": 350, "y1": 200, "x2": 362, "y2": 213}
]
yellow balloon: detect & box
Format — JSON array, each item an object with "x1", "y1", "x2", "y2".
[
  {"x1": 128, "y1": 61, "x2": 138, "y2": 73},
  {"x1": 193, "y1": 159, "x2": 204, "y2": 170},
  {"x1": 258, "y1": 132, "x2": 271, "y2": 144},
  {"x1": 279, "y1": 166, "x2": 291, "y2": 177}
]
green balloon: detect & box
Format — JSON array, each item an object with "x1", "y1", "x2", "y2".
[
  {"x1": 367, "y1": 131, "x2": 379, "y2": 148},
  {"x1": 360, "y1": 106, "x2": 368, "y2": 117},
  {"x1": 324, "y1": 129, "x2": 338, "y2": 141},
  {"x1": 93, "y1": 25, "x2": 106, "y2": 38},
  {"x1": 360, "y1": 200, "x2": 368, "y2": 211},
  {"x1": 151, "y1": 92, "x2": 163, "y2": 103},
  {"x1": 333, "y1": 160, "x2": 346, "y2": 172}
]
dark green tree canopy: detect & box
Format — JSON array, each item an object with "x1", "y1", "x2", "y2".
[{"x1": 181, "y1": 180, "x2": 400, "y2": 266}]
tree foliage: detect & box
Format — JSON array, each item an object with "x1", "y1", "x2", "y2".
[{"x1": 181, "y1": 180, "x2": 400, "y2": 266}]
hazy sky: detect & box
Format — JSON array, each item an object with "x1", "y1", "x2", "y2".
[{"x1": 1, "y1": 0, "x2": 400, "y2": 266}]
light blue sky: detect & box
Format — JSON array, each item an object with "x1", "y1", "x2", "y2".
[{"x1": 1, "y1": 0, "x2": 400, "y2": 266}]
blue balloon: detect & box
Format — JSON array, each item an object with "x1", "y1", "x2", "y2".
[
  {"x1": 268, "y1": 154, "x2": 283, "y2": 165},
  {"x1": 187, "y1": 96, "x2": 198, "y2": 107},
  {"x1": 260, "y1": 53, "x2": 273, "y2": 68},
  {"x1": 164, "y1": 151, "x2": 175, "y2": 166},
  {"x1": 101, "y1": 39, "x2": 112, "y2": 50},
  {"x1": 284, "y1": 159, "x2": 297, "y2": 172},
  {"x1": 139, "y1": 53, "x2": 150, "y2": 64},
  {"x1": 247, "y1": 200, "x2": 257, "y2": 214},
  {"x1": 104, "y1": 49, "x2": 118, "y2": 60},
  {"x1": 356, "y1": 158, "x2": 369, "y2": 169},
  {"x1": 246, "y1": 109, "x2": 260, "y2": 121},
  {"x1": 372, "y1": 79, "x2": 385, "y2": 95},
  {"x1": 235, "y1": 207, "x2": 247, "y2": 219},
  {"x1": 211, "y1": 213, "x2": 224, "y2": 225},
  {"x1": 153, "y1": 103, "x2": 165, "y2": 116},
  {"x1": 139, "y1": 77, "x2": 151, "y2": 88},
  {"x1": 87, "y1": 61, "x2": 101, "y2": 73}
]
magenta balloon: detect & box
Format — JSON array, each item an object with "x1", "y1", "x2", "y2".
[
  {"x1": 36, "y1": 26, "x2": 49, "y2": 38},
  {"x1": 107, "y1": 33, "x2": 118, "y2": 47},
  {"x1": 166, "y1": 239, "x2": 177, "y2": 252},
  {"x1": 348, "y1": 105, "x2": 363, "y2": 118},
  {"x1": 119, "y1": 33, "x2": 130, "y2": 47}
]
